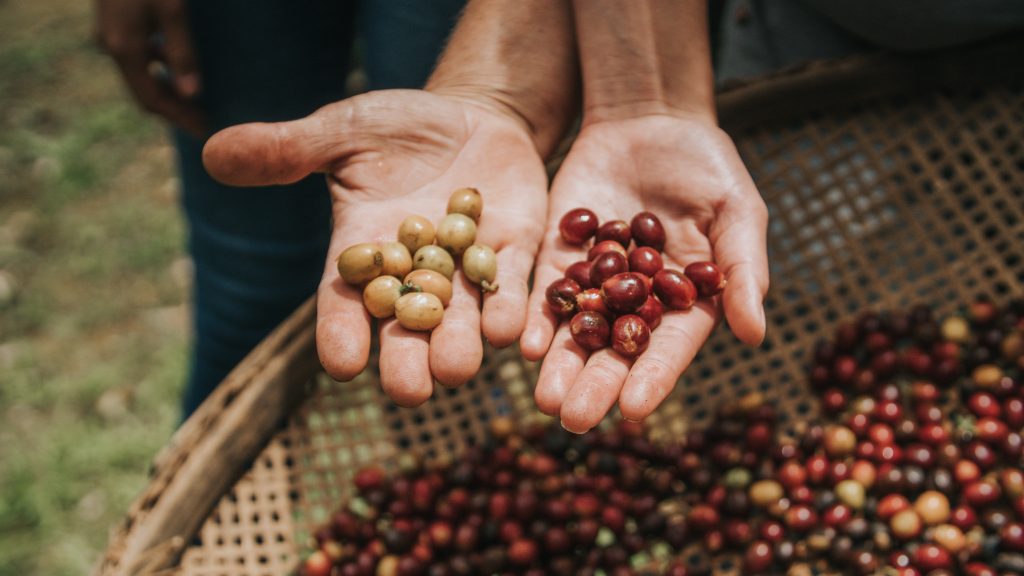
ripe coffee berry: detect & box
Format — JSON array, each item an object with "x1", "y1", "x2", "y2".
[
  {"x1": 559, "y1": 208, "x2": 599, "y2": 245},
  {"x1": 684, "y1": 261, "x2": 727, "y2": 297},
  {"x1": 590, "y1": 251, "x2": 629, "y2": 287},
  {"x1": 546, "y1": 278, "x2": 581, "y2": 319},
  {"x1": 595, "y1": 220, "x2": 632, "y2": 246},
  {"x1": 652, "y1": 269, "x2": 697, "y2": 310},
  {"x1": 601, "y1": 273, "x2": 649, "y2": 314},
  {"x1": 611, "y1": 315, "x2": 651, "y2": 359},
  {"x1": 629, "y1": 211, "x2": 666, "y2": 250},
  {"x1": 628, "y1": 247, "x2": 663, "y2": 277},
  {"x1": 570, "y1": 311, "x2": 610, "y2": 351}
]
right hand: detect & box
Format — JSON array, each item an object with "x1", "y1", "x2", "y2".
[
  {"x1": 203, "y1": 90, "x2": 549, "y2": 407},
  {"x1": 96, "y1": 0, "x2": 205, "y2": 135}
]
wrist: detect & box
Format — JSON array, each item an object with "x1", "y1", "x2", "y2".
[
  {"x1": 582, "y1": 97, "x2": 716, "y2": 127},
  {"x1": 427, "y1": 80, "x2": 575, "y2": 159}
]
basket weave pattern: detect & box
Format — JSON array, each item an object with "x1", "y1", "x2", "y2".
[{"x1": 97, "y1": 43, "x2": 1024, "y2": 576}]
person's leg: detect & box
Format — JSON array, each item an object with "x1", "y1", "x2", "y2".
[
  {"x1": 176, "y1": 1, "x2": 355, "y2": 417},
  {"x1": 360, "y1": 0, "x2": 466, "y2": 90}
]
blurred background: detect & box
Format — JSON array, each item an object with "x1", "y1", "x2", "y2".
[{"x1": 0, "y1": 1, "x2": 188, "y2": 574}]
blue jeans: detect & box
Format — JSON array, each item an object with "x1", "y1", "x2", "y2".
[{"x1": 176, "y1": 0, "x2": 464, "y2": 417}]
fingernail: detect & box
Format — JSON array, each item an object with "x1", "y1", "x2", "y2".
[
  {"x1": 176, "y1": 73, "x2": 200, "y2": 98},
  {"x1": 560, "y1": 419, "x2": 588, "y2": 435}
]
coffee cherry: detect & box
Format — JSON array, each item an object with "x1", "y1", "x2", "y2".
[
  {"x1": 964, "y1": 480, "x2": 1002, "y2": 507},
  {"x1": 590, "y1": 251, "x2": 629, "y2": 287},
  {"x1": 508, "y1": 539, "x2": 537, "y2": 566},
  {"x1": 652, "y1": 269, "x2": 697, "y2": 310},
  {"x1": 573, "y1": 289, "x2": 608, "y2": 318},
  {"x1": 413, "y1": 245, "x2": 455, "y2": 279},
  {"x1": 363, "y1": 275, "x2": 405, "y2": 319},
  {"x1": 684, "y1": 261, "x2": 727, "y2": 297},
  {"x1": 628, "y1": 247, "x2": 663, "y2": 277},
  {"x1": 1001, "y1": 523, "x2": 1024, "y2": 551},
  {"x1": 635, "y1": 296, "x2": 664, "y2": 331},
  {"x1": 379, "y1": 241, "x2": 414, "y2": 279},
  {"x1": 462, "y1": 244, "x2": 498, "y2": 291},
  {"x1": 546, "y1": 279, "x2": 581, "y2": 319},
  {"x1": 570, "y1": 311, "x2": 610, "y2": 351},
  {"x1": 743, "y1": 540, "x2": 773, "y2": 574},
  {"x1": 824, "y1": 426, "x2": 857, "y2": 458},
  {"x1": 915, "y1": 491, "x2": 951, "y2": 525},
  {"x1": 595, "y1": 220, "x2": 631, "y2": 246},
  {"x1": 912, "y1": 544, "x2": 952, "y2": 571},
  {"x1": 835, "y1": 480, "x2": 865, "y2": 510},
  {"x1": 629, "y1": 211, "x2": 666, "y2": 250},
  {"x1": 784, "y1": 504, "x2": 818, "y2": 531},
  {"x1": 447, "y1": 187, "x2": 483, "y2": 221},
  {"x1": 565, "y1": 261, "x2": 593, "y2": 289},
  {"x1": 303, "y1": 550, "x2": 332, "y2": 576},
  {"x1": 602, "y1": 273, "x2": 649, "y2": 314},
  {"x1": 890, "y1": 509, "x2": 922, "y2": 540},
  {"x1": 398, "y1": 215, "x2": 435, "y2": 254},
  {"x1": 394, "y1": 292, "x2": 444, "y2": 331},
  {"x1": 560, "y1": 208, "x2": 599, "y2": 245},
  {"x1": 436, "y1": 213, "x2": 477, "y2": 256},
  {"x1": 404, "y1": 269, "x2": 453, "y2": 307},
  {"x1": 337, "y1": 242, "x2": 384, "y2": 284},
  {"x1": 611, "y1": 315, "x2": 651, "y2": 359},
  {"x1": 587, "y1": 240, "x2": 628, "y2": 262}
]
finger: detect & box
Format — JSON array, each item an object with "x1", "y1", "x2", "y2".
[
  {"x1": 430, "y1": 272, "x2": 483, "y2": 387},
  {"x1": 102, "y1": 18, "x2": 205, "y2": 135},
  {"x1": 534, "y1": 325, "x2": 588, "y2": 416},
  {"x1": 154, "y1": 0, "x2": 200, "y2": 97},
  {"x1": 202, "y1": 101, "x2": 357, "y2": 187},
  {"x1": 520, "y1": 257, "x2": 566, "y2": 361},
  {"x1": 559, "y1": 350, "x2": 632, "y2": 434},
  {"x1": 710, "y1": 193, "x2": 770, "y2": 346},
  {"x1": 316, "y1": 276, "x2": 372, "y2": 383},
  {"x1": 379, "y1": 320, "x2": 434, "y2": 408},
  {"x1": 617, "y1": 302, "x2": 717, "y2": 421},
  {"x1": 481, "y1": 242, "x2": 533, "y2": 348}
]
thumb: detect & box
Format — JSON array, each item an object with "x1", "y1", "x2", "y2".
[{"x1": 202, "y1": 102, "x2": 356, "y2": 187}]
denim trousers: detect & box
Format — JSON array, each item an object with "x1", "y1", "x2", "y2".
[{"x1": 175, "y1": 0, "x2": 464, "y2": 416}]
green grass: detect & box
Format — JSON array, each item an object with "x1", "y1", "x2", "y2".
[{"x1": 0, "y1": 1, "x2": 188, "y2": 574}]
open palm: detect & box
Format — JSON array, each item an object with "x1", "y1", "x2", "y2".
[
  {"x1": 204, "y1": 90, "x2": 548, "y2": 406},
  {"x1": 521, "y1": 114, "x2": 769, "y2": 432}
]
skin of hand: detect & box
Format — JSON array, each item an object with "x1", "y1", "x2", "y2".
[
  {"x1": 202, "y1": 91, "x2": 549, "y2": 407},
  {"x1": 520, "y1": 0, "x2": 770, "y2": 433},
  {"x1": 95, "y1": 0, "x2": 205, "y2": 135},
  {"x1": 201, "y1": 0, "x2": 577, "y2": 408},
  {"x1": 521, "y1": 113, "x2": 769, "y2": 432}
]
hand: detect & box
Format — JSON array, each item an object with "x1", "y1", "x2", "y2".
[
  {"x1": 203, "y1": 90, "x2": 548, "y2": 406},
  {"x1": 96, "y1": 0, "x2": 204, "y2": 135},
  {"x1": 521, "y1": 113, "x2": 770, "y2": 432}
]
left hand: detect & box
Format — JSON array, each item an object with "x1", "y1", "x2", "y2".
[
  {"x1": 521, "y1": 113, "x2": 770, "y2": 433},
  {"x1": 203, "y1": 90, "x2": 548, "y2": 406}
]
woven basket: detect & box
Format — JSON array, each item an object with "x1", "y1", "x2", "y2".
[{"x1": 96, "y1": 36, "x2": 1024, "y2": 576}]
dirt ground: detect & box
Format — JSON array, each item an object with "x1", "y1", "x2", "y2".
[{"x1": 0, "y1": 1, "x2": 189, "y2": 574}]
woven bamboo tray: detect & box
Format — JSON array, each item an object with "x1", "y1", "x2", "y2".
[{"x1": 96, "y1": 36, "x2": 1024, "y2": 576}]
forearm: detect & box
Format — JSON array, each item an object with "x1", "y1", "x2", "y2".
[
  {"x1": 572, "y1": 0, "x2": 714, "y2": 123},
  {"x1": 426, "y1": 0, "x2": 579, "y2": 157}
]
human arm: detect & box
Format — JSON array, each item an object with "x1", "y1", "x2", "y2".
[
  {"x1": 202, "y1": 0, "x2": 578, "y2": 406},
  {"x1": 95, "y1": 0, "x2": 204, "y2": 135},
  {"x1": 521, "y1": 0, "x2": 770, "y2": 432}
]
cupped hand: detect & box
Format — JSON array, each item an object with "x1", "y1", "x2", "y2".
[
  {"x1": 96, "y1": 0, "x2": 204, "y2": 135},
  {"x1": 521, "y1": 113, "x2": 769, "y2": 432},
  {"x1": 203, "y1": 90, "x2": 548, "y2": 406}
]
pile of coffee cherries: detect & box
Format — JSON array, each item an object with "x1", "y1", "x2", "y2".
[
  {"x1": 546, "y1": 208, "x2": 725, "y2": 359},
  {"x1": 336, "y1": 188, "x2": 498, "y2": 332},
  {"x1": 300, "y1": 299, "x2": 1024, "y2": 575},
  {"x1": 302, "y1": 415, "x2": 715, "y2": 576}
]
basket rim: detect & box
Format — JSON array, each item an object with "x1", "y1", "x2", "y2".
[{"x1": 94, "y1": 33, "x2": 1024, "y2": 576}]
